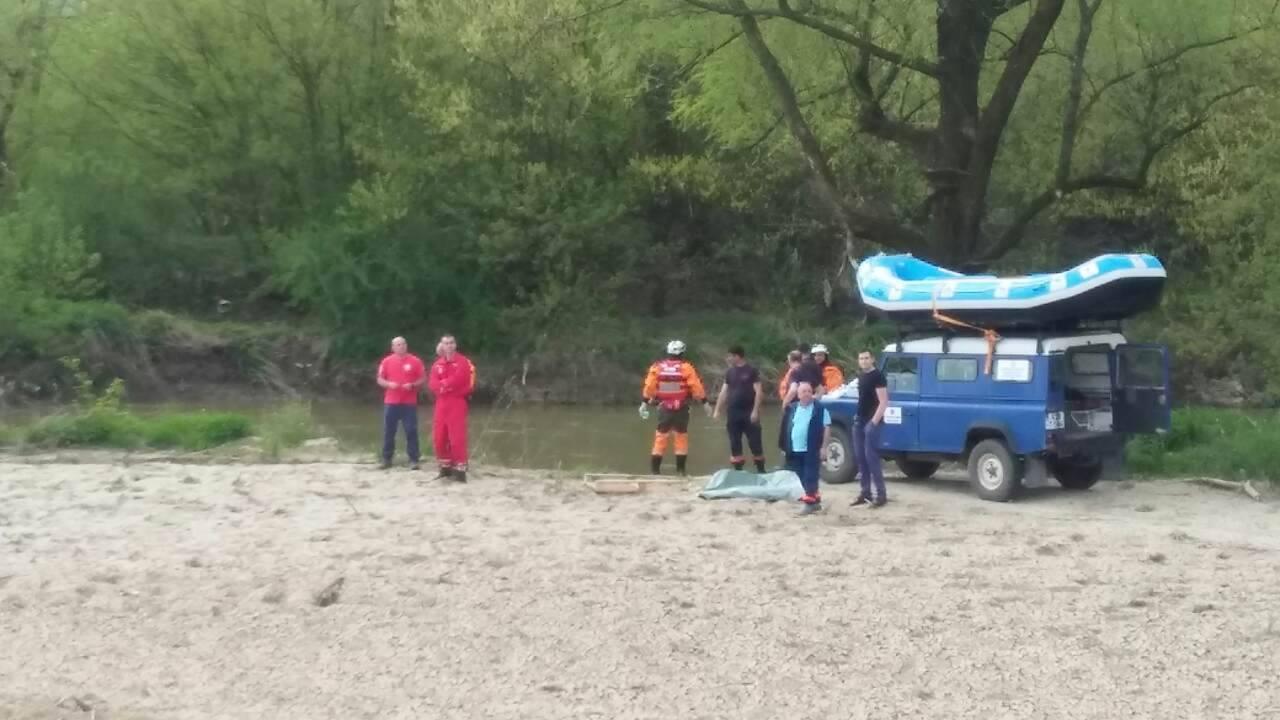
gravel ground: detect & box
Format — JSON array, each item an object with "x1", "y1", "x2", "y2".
[{"x1": 2, "y1": 457, "x2": 1278, "y2": 720}]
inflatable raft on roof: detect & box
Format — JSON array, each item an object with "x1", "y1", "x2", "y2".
[{"x1": 854, "y1": 252, "x2": 1167, "y2": 330}]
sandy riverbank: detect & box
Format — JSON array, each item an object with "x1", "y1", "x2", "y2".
[{"x1": 1, "y1": 456, "x2": 1278, "y2": 719}]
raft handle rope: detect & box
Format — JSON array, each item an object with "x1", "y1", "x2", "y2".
[{"x1": 930, "y1": 289, "x2": 1001, "y2": 376}]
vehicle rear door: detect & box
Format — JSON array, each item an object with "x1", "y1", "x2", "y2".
[
  {"x1": 878, "y1": 354, "x2": 920, "y2": 451},
  {"x1": 1112, "y1": 344, "x2": 1172, "y2": 433}
]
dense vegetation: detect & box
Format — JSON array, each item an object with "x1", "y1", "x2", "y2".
[
  {"x1": 0, "y1": 358, "x2": 317, "y2": 453},
  {"x1": 2, "y1": 0, "x2": 1278, "y2": 404}
]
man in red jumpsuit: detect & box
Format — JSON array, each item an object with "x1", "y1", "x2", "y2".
[{"x1": 428, "y1": 334, "x2": 476, "y2": 482}]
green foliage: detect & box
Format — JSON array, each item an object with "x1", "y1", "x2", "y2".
[
  {"x1": 25, "y1": 409, "x2": 146, "y2": 449},
  {"x1": 0, "y1": 0, "x2": 1277, "y2": 407},
  {"x1": 1128, "y1": 408, "x2": 1280, "y2": 482},
  {"x1": 24, "y1": 408, "x2": 254, "y2": 451},
  {"x1": 22, "y1": 361, "x2": 252, "y2": 450},
  {"x1": 259, "y1": 401, "x2": 319, "y2": 459},
  {"x1": 141, "y1": 412, "x2": 254, "y2": 451}
]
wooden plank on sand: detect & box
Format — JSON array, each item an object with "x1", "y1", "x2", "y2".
[{"x1": 583, "y1": 473, "x2": 697, "y2": 495}]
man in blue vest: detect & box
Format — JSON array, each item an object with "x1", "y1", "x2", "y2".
[{"x1": 779, "y1": 380, "x2": 831, "y2": 515}]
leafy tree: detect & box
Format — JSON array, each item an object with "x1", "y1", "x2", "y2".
[{"x1": 652, "y1": 0, "x2": 1276, "y2": 266}]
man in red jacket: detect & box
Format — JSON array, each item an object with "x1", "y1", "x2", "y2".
[{"x1": 428, "y1": 334, "x2": 476, "y2": 482}]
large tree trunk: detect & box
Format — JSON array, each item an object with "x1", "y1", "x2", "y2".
[{"x1": 929, "y1": 1, "x2": 993, "y2": 266}]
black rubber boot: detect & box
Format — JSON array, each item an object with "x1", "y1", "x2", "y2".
[
  {"x1": 453, "y1": 470, "x2": 467, "y2": 483},
  {"x1": 675, "y1": 455, "x2": 688, "y2": 476},
  {"x1": 731, "y1": 461, "x2": 744, "y2": 471},
  {"x1": 754, "y1": 459, "x2": 766, "y2": 473},
  {"x1": 650, "y1": 455, "x2": 662, "y2": 475}
]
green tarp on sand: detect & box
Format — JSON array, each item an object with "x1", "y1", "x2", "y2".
[{"x1": 697, "y1": 469, "x2": 804, "y2": 502}]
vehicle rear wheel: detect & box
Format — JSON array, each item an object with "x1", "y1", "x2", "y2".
[
  {"x1": 895, "y1": 458, "x2": 940, "y2": 480},
  {"x1": 820, "y1": 425, "x2": 855, "y2": 484},
  {"x1": 1051, "y1": 457, "x2": 1103, "y2": 491},
  {"x1": 967, "y1": 439, "x2": 1022, "y2": 502}
]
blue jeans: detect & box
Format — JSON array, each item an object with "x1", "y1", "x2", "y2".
[
  {"x1": 854, "y1": 419, "x2": 886, "y2": 501},
  {"x1": 382, "y1": 403, "x2": 420, "y2": 463},
  {"x1": 786, "y1": 450, "x2": 821, "y2": 502}
]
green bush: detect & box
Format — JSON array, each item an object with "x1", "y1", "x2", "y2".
[
  {"x1": 141, "y1": 412, "x2": 254, "y2": 450},
  {"x1": 0, "y1": 424, "x2": 22, "y2": 447},
  {"x1": 259, "y1": 401, "x2": 319, "y2": 458},
  {"x1": 23, "y1": 408, "x2": 254, "y2": 451},
  {"x1": 25, "y1": 408, "x2": 146, "y2": 448},
  {"x1": 1127, "y1": 407, "x2": 1280, "y2": 482}
]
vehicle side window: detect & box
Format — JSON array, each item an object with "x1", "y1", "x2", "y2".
[
  {"x1": 883, "y1": 356, "x2": 919, "y2": 394},
  {"x1": 993, "y1": 358, "x2": 1033, "y2": 383},
  {"x1": 1070, "y1": 352, "x2": 1109, "y2": 375},
  {"x1": 936, "y1": 357, "x2": 978, "y2": 382},
  {"x1": 1118, "y1": 348, "x2": 1165, "y2": 388}
]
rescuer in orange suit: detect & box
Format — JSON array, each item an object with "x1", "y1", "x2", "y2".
[
  {"x1": 640, "y1": 339, "x2": 711, "y2": 476},
  {"x1": 811, "y1": 343, "x2": 845, "y2": 393},
  {"x1": 777, "y1": 349, "x2": 802, "y2": 403}
]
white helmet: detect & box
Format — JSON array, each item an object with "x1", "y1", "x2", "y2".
[
  {"x1": 666, "y1": 339, "x2": 686, "y2": 356},
  {"x1": 811, "y1": 343, "x2": 829, "y2": 355}
]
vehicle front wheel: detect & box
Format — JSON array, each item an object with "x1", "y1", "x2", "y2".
[
  {"x1": 895, "y1": 458, "x2": 940, "y2": 480},
  {"x1": 967, "y1": 439, "x2": 1022, "y2": 502},
  {"x1": 1051, "y1": 457, "x2": 1103, "y2": 491},
  {"x1": 820, "y1": 425, "x2": 855, "y2": 484}
]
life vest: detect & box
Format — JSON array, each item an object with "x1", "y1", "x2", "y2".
[{"x1": 655, "y1": 359, "x2": 690, "y2": 410}]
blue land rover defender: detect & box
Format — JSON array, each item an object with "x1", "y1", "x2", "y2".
[{"x1": 819, "y1": 331, "x2": 1172, "y2": 501}]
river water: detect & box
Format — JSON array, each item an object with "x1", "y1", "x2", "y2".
[{"x1": 135, "y1": 399, "x2": 789, "y2": 477}]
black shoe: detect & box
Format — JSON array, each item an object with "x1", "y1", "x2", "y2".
[
  {"x1": 731, "y1": 462, "x2": 744, "y2": 471},
  {"x1": 850, "y1": 495, "x2": 872, "y2": 507},
  {"x1": 798, "y1": 502, "x2": 822, "y2": 516},
  {"x1": 408, "y1": 462, "x2": 420, "y2": 471},
  {"x1": 379, "y1": 460, "x2": 392, "y2": 470},
  {"x1": 871, "y1": 498, "x2": 888, "y2": 509},
  {"x1": 452, "y1": 471, "x2": 468, "y2": 483},
  {"x1": 435, "y1": 468, "x2": 453, "y2": 481},
  {"x1": 754, "y1": 461, "x2": 766, "y2": 473}
]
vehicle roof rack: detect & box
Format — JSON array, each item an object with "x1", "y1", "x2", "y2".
[{"x1": 880, "y1": 317, "x2": 1126, "y2": 341}]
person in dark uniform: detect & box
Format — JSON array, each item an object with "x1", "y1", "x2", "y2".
[
  {"x1": 850, "y1": 349, "x2": 890, "y2": 508},
  {"x1": 713, "y1": 345, "x2": 766, "y2": 472}
]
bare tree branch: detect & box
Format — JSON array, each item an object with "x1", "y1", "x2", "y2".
[
  {"x1": 736, "y1": 82, "x2": 845, "y2": 155},
  {"x1": 675, "y1": 29, "x2": 745, "y2": 80},
  {"x1": 975, "y1": 0, "x2": 1066, "y2": 155},
  {"x1": 842, "y1": 46, "x2": 932, "y2": 156},
  {"x1": 1055, "y1": 0, "x2": 1103, "y2": 186},
  {"x1": 1079, "y1": 29, "x2": 1261, "y2": 126},
  {"x1": 831, "y1": 9, "x2": 933, "y2": 158},
  {"x1": 681, "y1": 0, "x2": 940, "y2": 77},
  {"x1": 993, "y1": 0, "x2": 1036, "y2": 14},
  {"x1": 729, "y1": 0, "x2": 926, "y2": 253},
  {"x1": 956, "y1": 0, "x2": 1065, "y2": 248},
  {"x1": 982, "y1": 84, "x2": 1253, "y2": 262}
]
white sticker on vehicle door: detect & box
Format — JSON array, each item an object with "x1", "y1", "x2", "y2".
[{"x1": 884, "y1": 406, "x2": 902, "y2": 425}]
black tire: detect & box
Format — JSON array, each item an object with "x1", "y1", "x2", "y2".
[
  {"x1": 820, "y1": 425, "x2": 855, "y2": 484},
  {"x1": 1051, "y1": 457, "x2": 1103, "y2": 491},
  {"x1": 895, "y1": 458, "x2": 940, "y2": 480},
  {"x1": 966, "y1": 439, "x2": 1022, "y2": 502}
]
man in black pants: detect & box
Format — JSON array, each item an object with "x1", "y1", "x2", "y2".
[{"x1": 713, "y1": 345, "x2": 766, "y2": 472}]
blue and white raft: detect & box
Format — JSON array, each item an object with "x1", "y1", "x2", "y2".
[{"x1": 854, "y1": 252, "x2": 1167, "y2": 329}]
